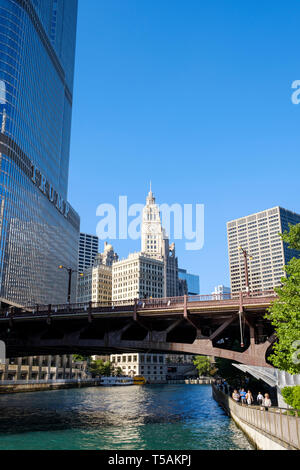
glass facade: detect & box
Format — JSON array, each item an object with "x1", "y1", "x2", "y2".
[
  {"x1": 0, "y1": 0, "x2": 79, "y2": 305},
  {"x1": 280, "y1": 207, "x2": 300, "y2": 265},
  {"x1": 178, "y1": 269, "x2": 200, "y2": 295}
]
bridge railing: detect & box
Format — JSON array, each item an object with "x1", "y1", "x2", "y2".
[
  {"x1": 139, "y1": 290, "x2": 277, "y2": 309},
  {"x1": 0, "y1": 290, "x2": 277, "y2": 319},
  {"x1": 138, "y1": 297, "x2": 185, "y2": 309},
  {"x1": 188, "y1": 294, "x2": 232, "y2": 302},
  {"x1": 244, "y1": 290, "x2": 276, "y2": 298},
  {"x1": 187, "y1": 290, "x2": 276, "y2": 302}
]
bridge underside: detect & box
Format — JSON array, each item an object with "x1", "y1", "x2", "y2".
[{"x1": 0, "y1": 305, "x2": 275, "y2": 367}]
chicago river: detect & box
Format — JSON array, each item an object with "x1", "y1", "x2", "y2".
[{"x1": 0, "y1": 385, "x2": 253, "y2": 450}]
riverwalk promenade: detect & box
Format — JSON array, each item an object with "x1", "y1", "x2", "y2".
[
  {"x1": 0, "y1": 378, "x2": 101, "y2": 394},
  {"x1": 212, "y1": 384, "x2": 300, "y2": 450}
]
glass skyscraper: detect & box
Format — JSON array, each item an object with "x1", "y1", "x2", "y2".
[
  {"x1": 178, "y1": 269, "x2": 200, "y2": 295},
  {"x1": 0, "y1": 0, "x2": 79, "y2": 305}
]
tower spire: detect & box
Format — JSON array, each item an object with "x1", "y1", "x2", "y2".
[{"x1": 147, "y1": 181, "x2": 155, "y2": 204}]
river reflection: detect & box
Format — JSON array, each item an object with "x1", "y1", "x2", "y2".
[{"x1": 0, "y1": 384, "x2": 253, "y2": 450}]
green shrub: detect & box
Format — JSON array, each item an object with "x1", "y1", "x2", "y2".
[{"x1": 282, "y1": 386, "x2": 300, "y2": 410}]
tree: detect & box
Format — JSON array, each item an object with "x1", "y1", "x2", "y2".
[
  {"x1": 89, "y1": 359, "x2": 113, "y2": 377},
  {"x1": 73, "y1": 354, "x2": 90, "y2": 362},
  {"x1": 266, "y1": 223, "x2": 300, "y2": 374},
  {"x1": 193, "y1": 356, "x2": 213, "y2": 376},
  {"x1": 282, "y1": 386, "x2": 300, "y2": 410},
  {"x1": 114, "y1": 367, "x2": 123, "y2": 377},
  {"x1": 215, "y1": 358, "x2": 242, "y2": 383}
]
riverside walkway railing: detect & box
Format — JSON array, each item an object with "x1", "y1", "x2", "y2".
[
  {"x1": 212, "y1": 384, "x2": 300, "y2": 450},
  {"x1": 0, "y1": 378, "x2": 101, "y2": 386}
]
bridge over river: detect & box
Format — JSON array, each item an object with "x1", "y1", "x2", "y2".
[{"x1": 0, "y1": 291, "x2": 277, "y2": 366}]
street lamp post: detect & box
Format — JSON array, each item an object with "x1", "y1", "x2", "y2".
[
  {"x1": 58, "y1": 266, "x2": 83, "y2": 304},
  {"x1": 239, "y1": 246, "x2": 253, "y2": 295}
]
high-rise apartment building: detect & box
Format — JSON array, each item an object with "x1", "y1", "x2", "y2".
[
  {"x1": 0, "y1": 0, "x2": 79, "y2": 305},
  {"x1": 227, "y1": 207, "x2": 300, "y2": 295},
  {"x1": 78, "y1": 233, "x2": 99, "y2": 273}
]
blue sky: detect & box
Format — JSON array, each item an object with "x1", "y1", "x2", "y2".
[{"x1": 68, "y1": 0, "x2": 300, "y2": 294}]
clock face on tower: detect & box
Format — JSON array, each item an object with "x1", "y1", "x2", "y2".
[{"x1": 147, "y1": 223, "x2": 159, "y2": 234}]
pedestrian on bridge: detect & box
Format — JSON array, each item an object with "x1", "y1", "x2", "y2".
[{"x1": 232, "y1": 390, "x2": 240, "y2": 402}]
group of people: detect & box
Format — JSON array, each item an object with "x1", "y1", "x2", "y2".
[
  {"x1": 216, "y1": 380, "x2": 273, "y2": 410},
  {"x1": 232, "y1": 388, "x2": 272, "y2": 410}
]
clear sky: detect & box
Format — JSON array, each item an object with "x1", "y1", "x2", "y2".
[{"x1": 68, "y1": 0, "x2": 300, "y2": 294}]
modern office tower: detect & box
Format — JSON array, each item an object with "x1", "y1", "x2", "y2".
[
  {"x1": 212, "y1": 285, "x2": 231, "y2": 300},
  {"x1": 227, "y1": 207, "x2": 300, "y2": 295},
  {"x1": 112, "y1": 252, "x2": 164, "y2": 302},
  {"x1": 178, "y1": 278, "x2": 188, "y2": 296},
  {"x1": 164, "y1": 240, "x2": 179, "y2": 297},
  {"x1": 78, "y1": 233, "x2": 99, "y2": 273},
  {"x1": 178, "y1": 269, "x2": 200, "y2": 295},
  {"x1": 0, "y1": 0, "x2": 79, "y2": 305}
]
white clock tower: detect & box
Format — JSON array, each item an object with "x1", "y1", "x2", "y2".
[{"x1": 141, "y1": 185, "x2": 166, "y2": 259}]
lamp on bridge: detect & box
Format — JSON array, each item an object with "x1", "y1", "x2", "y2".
[
  {"x1": 58, "y1": 266, "x2": 83, "y2": 304},
  {"x1": 238, "y1": 247, "x2": 253, "y2": 348},
  {"x1": 239, "y1": 246, "x2": 253, "y2": 295}
]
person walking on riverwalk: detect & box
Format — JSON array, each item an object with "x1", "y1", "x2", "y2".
[
  {"x1": 240, "y1": 389, "x2": 247, "y2": 404},
  {"x1": 246, "y1": 390, "x2": 253, "y2": 405},
  {"x1": 257, "y1": 392, "x2": 264, "y2": 406},
  {"x1": 232, "y1": 390, "x2": 240, "y2": 402},
  {"x1": 262, "y1": 394, "x2": 272, "y2": 411}
]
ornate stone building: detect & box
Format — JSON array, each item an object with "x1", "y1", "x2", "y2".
[
  {"x1": 76, "y1": 243, "x2": 118, "y2": 304},
  {"x1": 112, "y1": 252, "x2": 164, "y2": 302},
  {"x1": 112, "y1": 189, "x2": 179, "y2": 302}
]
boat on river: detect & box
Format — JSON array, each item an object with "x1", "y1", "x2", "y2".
[
  {"x1": 100, "y1": 376, "x2": 134, "y2": 386},
  {"x1": 100, "y1": 375, "x2": 147, "y2": 386},
  {"x1": 133, "y1": 376, "x2": 147, "y2": 385}
]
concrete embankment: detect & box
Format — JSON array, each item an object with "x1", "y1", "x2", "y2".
[
  {"x1": 0, "y1": 380, "x2": 101, "y2": 394},
  {"x1": 212, "y1": 384, "x2": 300, "y2": 451}
]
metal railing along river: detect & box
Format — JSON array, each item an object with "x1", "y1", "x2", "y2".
[
  {"x1": 213, "y1": 384, "x2": 300, "y2": 450},
  {"x1": 0, "y1": 378, "x2": 101, "y2": 386}
]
